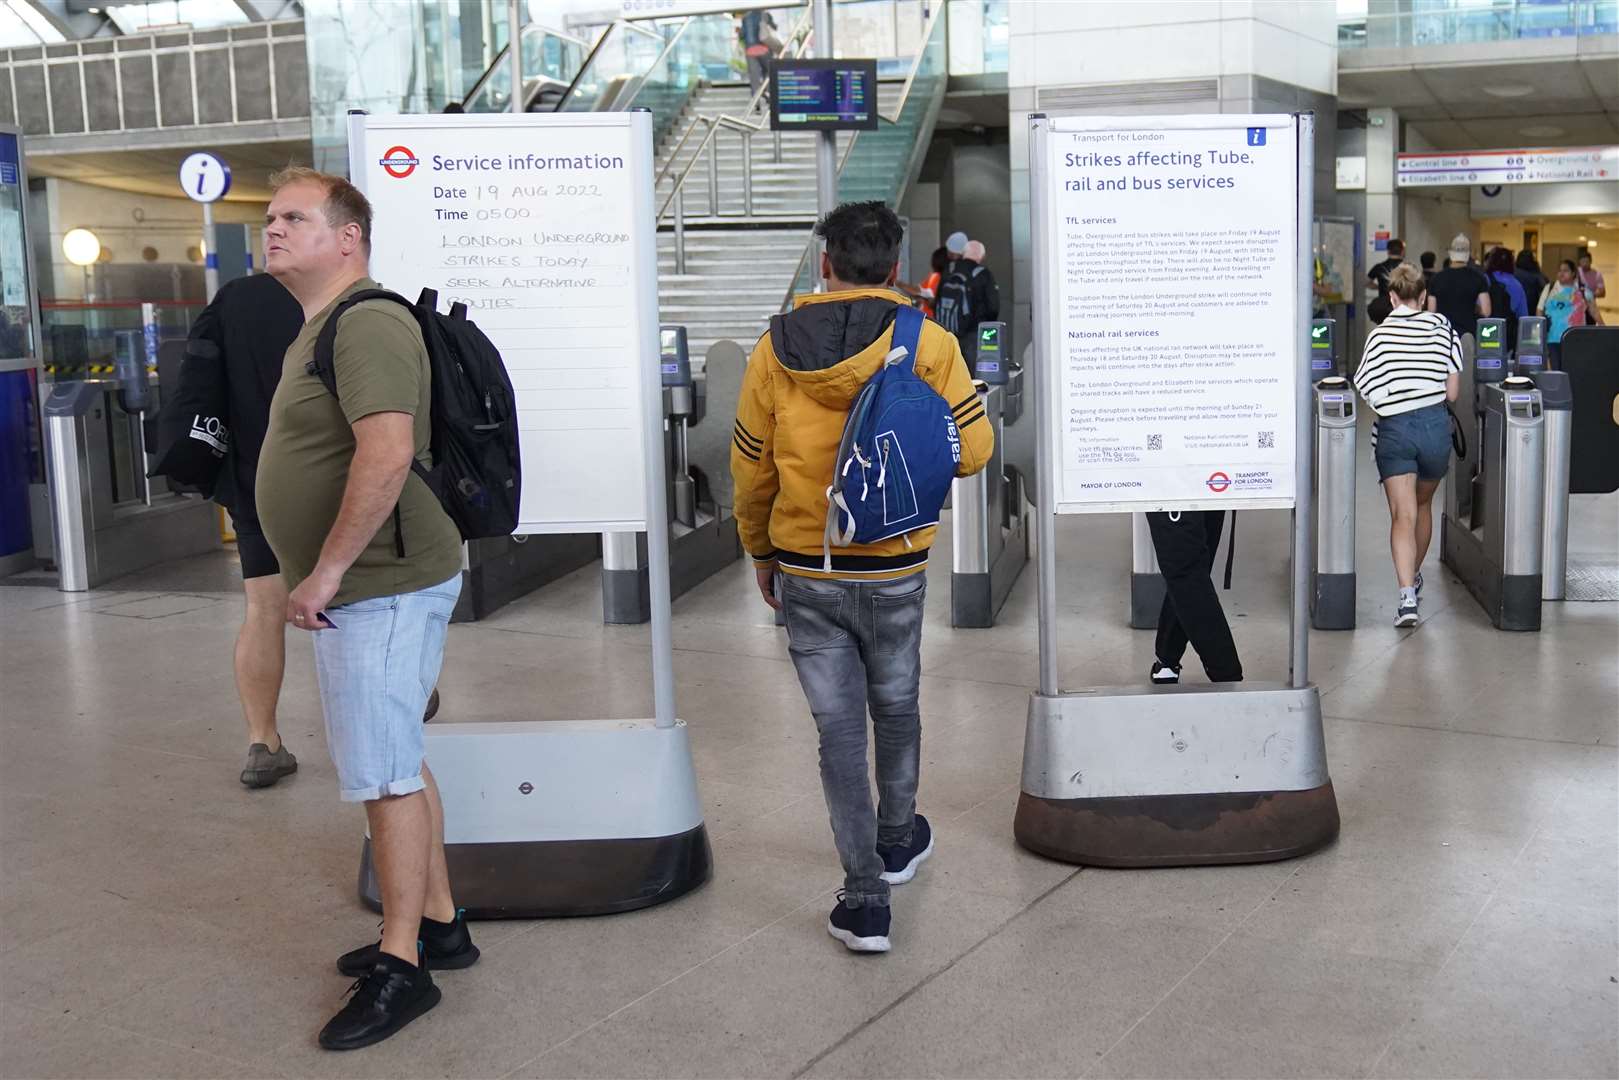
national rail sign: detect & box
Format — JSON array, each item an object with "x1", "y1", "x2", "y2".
[{"x1": 1396, "y1": 146, "x2": 1616, "y2": 188}]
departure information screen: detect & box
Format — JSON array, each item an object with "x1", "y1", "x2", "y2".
[{"x1": 770, "y1": 60, "x2": 879, "y2": 131}]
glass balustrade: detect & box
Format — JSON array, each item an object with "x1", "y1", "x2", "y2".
[{"x1": 1339, "y1": 0, "x2": 1617, "y2": 48}]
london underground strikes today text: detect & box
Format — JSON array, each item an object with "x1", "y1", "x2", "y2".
[{"x1": 378, "y1": 136, "x2": 640, "y2": 451}]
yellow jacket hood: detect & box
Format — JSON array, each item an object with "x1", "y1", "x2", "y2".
[{"x1": 730, "y1": 289, "x2": 996, "y2": 579}]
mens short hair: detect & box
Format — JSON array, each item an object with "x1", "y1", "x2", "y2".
[
  {"x1": 815, "y1": 201, "x2": 904, "y2": 286},
  {"x1": 1387, "y1": 262, "x2": 1426, "y2": 302},
  {"x1": 1420, "y1": 251, "x2": 1436, "y2": 269},
  {"x1": 268, "y1": 166, "x2": 372, "y2": 250},
  {"x1": 1387, "y1": 238, "x2": 1405, "y2": 258}
]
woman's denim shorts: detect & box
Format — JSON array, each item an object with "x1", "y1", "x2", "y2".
[{"x1": 1374, "y1": 403, "x2": 1452, "y2": 483}]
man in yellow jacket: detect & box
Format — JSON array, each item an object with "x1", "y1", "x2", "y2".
[{"x1": 732, "y1": 202, "x2": 994, "y2": 953}]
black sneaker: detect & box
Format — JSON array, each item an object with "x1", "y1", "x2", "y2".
[
  {"x1": 336, "y1": 911, "x2": 479, "y2": 978},
  {"x1": 318, "y1": 952, "x2": 441, "y2": 1051},
  {"x1": 1414, "y1": 571, "x2": 1424, "y2": 597},
  {"x1": 827, "y1": 894, "x2": 891, "y2": 954},
  {"x1": 877, "y1": 813, "x2": 934, "y2": 885},
  {"x1": 1150, "y1": 661, "x2": 1181, "y2": 685},
  {"x1": 1394, "y1": 595, "x2": 1419, "y2": 628}
]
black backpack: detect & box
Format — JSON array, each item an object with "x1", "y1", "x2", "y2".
[
  {"x1": 310, "y1": 288, "x2": 521, "y2": 552},
  {"x1": 935, "y1": 264, "x2": 977, "y2": 335}
]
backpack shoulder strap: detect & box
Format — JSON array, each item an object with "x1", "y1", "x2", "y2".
[
  {"x1": 889, "y1": 305, "x2": 924, "y2": 374},
  {"x1": 305, "y1": 288, "x2": 417, "y2": 560},
  {"x1": 307, "y1": 288, "x2": 414, "y2": 399}
]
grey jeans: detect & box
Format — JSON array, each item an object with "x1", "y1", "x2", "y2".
[{"x1": 781, "y1": 571, "x2": 926, "y2": 907}]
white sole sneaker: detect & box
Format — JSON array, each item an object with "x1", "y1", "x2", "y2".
[
  {"x1": 827, "y1": 920, "x2": 891, "y2": 953},
  {"x1": 1394, "y1": 610, "x2": 1419, "y2": 627},
  {"x1": 879, "y1": 832, "x2": 935, "y2": 885}
]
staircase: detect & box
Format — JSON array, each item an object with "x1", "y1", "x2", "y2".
[
  {"x1": 656, "y1": 227, "x2": 807, "y2": 362},
  {"x1": 650, "y1": 81, "x2": 930, "y2": 364}
]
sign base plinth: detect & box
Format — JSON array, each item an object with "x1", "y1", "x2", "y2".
[
  {"x1": 357, "y1": 719, "x2": 711, "y2": 918},
  {"x1": 1014, "y1": 683, "x2": 1339, "y2": 867},
  {"x1": 358, "y1": 824, "x2": 711, "y2": 919},
  {"x1": 1015, "y1": 783, "x2": 1338, "y2": 867}
]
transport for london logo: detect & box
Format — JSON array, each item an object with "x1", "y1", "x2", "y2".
[
  {"x1": 380, "y1": 146, "x2": 420, "y2": 178},
  {"x1": 1206, "y1": 471, "x2": 1232, "y2": 493}
]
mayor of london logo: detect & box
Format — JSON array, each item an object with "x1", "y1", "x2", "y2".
[
  {"x1": 1206, "y1": 471, "x2": 1232, "y2": 493},
  {"x1": 380, "y1": 145, "x2": 420, "y2": 178}
]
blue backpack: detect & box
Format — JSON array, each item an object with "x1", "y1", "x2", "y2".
[{"x1": 823, "y1": 305, "x2": 963, "y2": 569}]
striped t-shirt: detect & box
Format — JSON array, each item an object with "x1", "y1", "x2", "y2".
[{"x1": 1352, "y1": 308, "x2": 1462, "y2": 417}]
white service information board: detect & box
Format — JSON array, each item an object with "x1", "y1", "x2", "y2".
[
  {"x1": 350, "y1": 113, "x2": 657, "y2": 533},
  {"x1": 1036, "y1": 115, "x2": 1300, "y2": 513}
]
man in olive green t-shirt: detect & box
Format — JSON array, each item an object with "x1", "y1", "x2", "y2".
[{"x1": 258, "y1": 167, "x2": 475, "y2": 1052}]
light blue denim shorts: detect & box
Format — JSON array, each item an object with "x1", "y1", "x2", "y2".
[{"x1": 312, "y1": 573, "x2": 461, "y2": 803}]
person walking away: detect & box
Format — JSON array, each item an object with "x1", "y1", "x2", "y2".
[
  {"x1": 1513, "y1": 249, "x2": 1547, "y2": 312},
  {"x1": 1484, "y1": 246, "x2": 1528, "y2": 350},
  {"x1": 739, "y1": 9, "x2": 781, "y2": 100},
  {"x1": 937, "y1": 240, "x2": 999, "y2": 358},
  {"x1": 1538, "y1": 259, "x2": 1588, "y2": 368},
  {"x1": 1426, "y1": 234, "x2": 1491, "y2": 344},
  {"x1": 1352, "y1": 263, "x2": 1461, "y2": 628},
  {"x1": 1367, "y1": 238, "x2": 1404, "y2": 295},
  {"x1": 180, "y1": 274, "x2": 304, "y2": 787},
  {"x1": 1146, "y1": 509, "x2": 1242, "y2": 686},
  {"x1": 894, "y1": 246, "x2": 948, "y2": 318},
  {"x1": 1420, "y1": 251, "x2": 1438, "y2": 292},
  {"x1": 256, "y1": 167, "x2": 476, "y2": 1050},
  {"x1": 1576, "y1": 249, "x2": 1605, "y2": 325},
  {"x1": 731, "y1": 201, "x2": 993, "y2": 954}
]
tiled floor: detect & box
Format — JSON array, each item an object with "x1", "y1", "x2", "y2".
[{"x1": 3, "y1": 454, "x2": 1615, "y2": 1078}]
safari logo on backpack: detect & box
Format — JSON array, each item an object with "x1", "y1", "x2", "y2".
[{"x1": 823, "y1": 306, "x2": 962, "y2": 570}]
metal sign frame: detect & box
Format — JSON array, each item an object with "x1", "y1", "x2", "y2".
[
  {"x1": 1030, "y1": 112, "x2": 1316, "y2": 694},
  {"x1": 0, "y1": 125, "x2": 42, "y2": 377},
  {"x1": 345, "y1": 109, "x2": 677, "y2": 729}
]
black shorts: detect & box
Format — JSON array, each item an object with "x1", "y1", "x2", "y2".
[{"x1": 235, "y1": 524, "x2": 281, "y2": 580}]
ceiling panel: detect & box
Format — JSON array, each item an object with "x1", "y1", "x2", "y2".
[
  {"x1": 28, "y1": 142, "x2": 310, "y2": 202},
  {"x1": 1341, "y1": 53, "x2": 1618, "y2": 144}
]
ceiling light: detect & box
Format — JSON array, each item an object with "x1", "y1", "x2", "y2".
[
  {"x1": 1520, "y1": 124, "x2": 1564, "y2": 138},
  {"x1": 61, "y1": 228, "x2": 100, "y2": 267},
  {"x1": 1589, "y1": 241, "x2": 1598, "y2": 249},
  {"x1": 1484, "y1": 85, "x2": 1535, "y2": 99},
  {"x1": 1578, "y1": 235, "x2": 1587, "y2": 242}
]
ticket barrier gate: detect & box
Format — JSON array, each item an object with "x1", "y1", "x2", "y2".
[
  {"x1": 1311, "y1": 376, "x2": 1356, "y2": 629},
  {"x1": 951, "y1": 323, "x2": 1029, "y2": 626},
  {"x1": 1513, "y1": 318, "x2": 1573, "y2": 603},
  {"x1": 39, "y1": 330, "x2": 218, "y2": 590},
  {"x1": 602, "y1": 326, "x2": 740, "y2": 624},
  {"x1": 1441, "y1": 359, "x2": 1547, "y2": 630}
]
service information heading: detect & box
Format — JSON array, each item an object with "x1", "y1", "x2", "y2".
[
  {"x1": 359, "y1": 116, "x2": 652, "y2": 532},
  {"x1": 1039, "y1": 118, "x2": 1299, "y2": 513}
]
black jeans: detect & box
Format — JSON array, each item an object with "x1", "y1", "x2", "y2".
[{"x1": 1147, "y1": 510, "x2": 1243, "y2": 683}]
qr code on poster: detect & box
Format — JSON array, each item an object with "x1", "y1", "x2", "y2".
[
  {"x1": 1258, "y1": 431, "x2": 1275, "y2": 449},
  {"x1": 1146, "y1": 433, "x2": 1162, "y2": 451}
]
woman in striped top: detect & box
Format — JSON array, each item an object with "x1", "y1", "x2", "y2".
[{"x1": 1352, "y1": 263, "x2": 1462, "y2": 627}]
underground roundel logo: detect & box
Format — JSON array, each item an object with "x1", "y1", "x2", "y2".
[
  {"x1": 1206, "y1": 471, "x2": 1232, "y2": 493},
  {"x1": 380, "y1": 145, "x2": 419, "y2": 178}
]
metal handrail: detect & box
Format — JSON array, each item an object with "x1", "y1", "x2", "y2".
[
  {"x1": 552, "y1": 19, "x2": 666, "y2": 112},
  {"x1": 460, "y1": 23, "x2": 590, "y2": 112},
  {"x1": 653, "y1": 6, "x2": 816, "y2": 210},
  {"x1": 776, "y1": 2, "x2": 946, "y2": 310}
]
